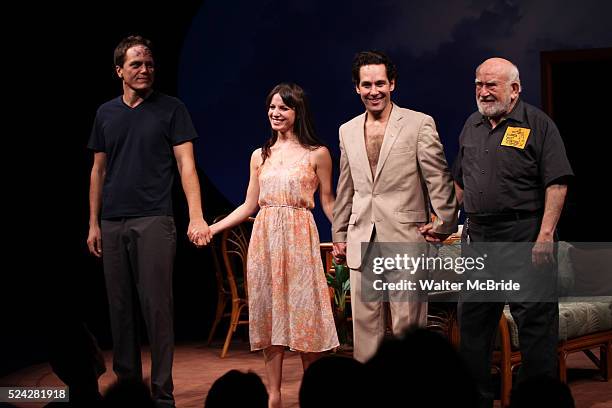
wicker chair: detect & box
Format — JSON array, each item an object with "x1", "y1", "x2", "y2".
[{"x1": 207, "y1": 216, "x2": 254, "y2": 357}]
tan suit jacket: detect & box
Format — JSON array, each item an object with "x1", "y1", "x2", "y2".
[{"x1": 332, "y1": 105, "x2": 458, "y2": 269}]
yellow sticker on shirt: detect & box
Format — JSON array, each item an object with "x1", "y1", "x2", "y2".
[{"x1": 501, "y1": 127, "x2": 531, "y2": 149}]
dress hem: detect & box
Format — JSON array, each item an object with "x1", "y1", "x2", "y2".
[{"x1": 250, "y1": 341, "x2": 340, "y2": 353}]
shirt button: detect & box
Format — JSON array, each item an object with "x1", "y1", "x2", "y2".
[
  {"x1": 485, "y1": 149, "x2": 489, "y2": 153},
  {"x1": 479, "y1": 191, "x2": 483, "y2": 194}
]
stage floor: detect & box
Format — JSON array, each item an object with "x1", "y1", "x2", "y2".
[{"x1": 1, "y1": 342, "x2": 611, "y2": 408}]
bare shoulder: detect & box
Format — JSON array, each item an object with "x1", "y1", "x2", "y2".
[
  {"x1": 310, "y1": 145, "x2": 332, "y2": 169},
  {"x1": 312, "y1": 145, "x2": 331, "y2": 157},
  {"x1": 251, "y1": 148, "x2": 263, "y2": 167}
]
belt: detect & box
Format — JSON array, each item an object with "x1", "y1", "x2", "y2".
[
  {"x1": 260, "y1": 204, "x2": 310, "y2": 211},
  {"x1": 466, "y1": 210, "x2": 542, "y2": 224}
]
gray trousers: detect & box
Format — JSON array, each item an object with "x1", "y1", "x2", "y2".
[{"x1": 101, "y1": 216, "x2": 176, "y2": 407}]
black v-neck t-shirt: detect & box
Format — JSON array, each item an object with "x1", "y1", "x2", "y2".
[{"x1": 88, "y1": 92, "x2": 198, "y2": 219}]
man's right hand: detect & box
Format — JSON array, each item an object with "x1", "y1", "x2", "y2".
[
  {"x1": 87, "y1": 224, "x2": 102, "y2": 257},
  {"x1": 419, "y1": 223, "x2": 451, "y2": 243},
  {"x1": 332, "y1": 242, "x2": 347, "y2": 265}
]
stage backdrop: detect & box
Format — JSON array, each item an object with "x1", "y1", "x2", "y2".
[{"x1": 178, "y1": 0, "x2": 612, "y2": 241}]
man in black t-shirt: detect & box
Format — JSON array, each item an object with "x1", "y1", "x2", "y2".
[
  {"x1": 453, "y1": 58, "x2": 573, "y2": 408},
  {"x1": 86, "y1": 36, "x2": 211, "y2": 408}
]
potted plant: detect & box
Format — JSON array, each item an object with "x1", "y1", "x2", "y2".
[{"x1": 326, "y1": 260, "x2": 352, "y2": 348}]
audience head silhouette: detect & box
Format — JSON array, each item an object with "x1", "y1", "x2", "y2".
[
  {"x1": 510, "y1": 375, "x2": 575, "y2": 408},
  {"x1": 102, "y1": 377, "x2": 155, "y2": 408},
  {"x1": 204, "y1": 369, "x2": 268, "y2": 408},
  {"x1": 366, "y1": 326, "x2": 478, "y2": 408},
  {"x1": 299, "y1": 355, "x2": 366, "y2": 407}
]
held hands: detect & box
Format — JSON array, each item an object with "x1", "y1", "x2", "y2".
[
  {"x1": 87, "y1": 224, "x2": 103, "y2": 257},
  {"x1": 419, "y1": 223, "x2": 450, "y2": 243},
  {"x1": 332, "y1": 242, "x2": 347, "y2": 265},
  {"x1": 188, "y1": 218, "x2": 213, "y2": 248}
]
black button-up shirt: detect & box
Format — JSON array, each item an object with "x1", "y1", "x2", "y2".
[{"x1": 453, "y1": 99, "x2": 573, "y2": 214}]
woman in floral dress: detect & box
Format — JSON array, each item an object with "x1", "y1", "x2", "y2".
[{"x1": 210, "y1": 83, "x2": 339, "y2": 408}]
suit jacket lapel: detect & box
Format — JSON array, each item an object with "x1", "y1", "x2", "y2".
[
  {"x1": 352, "y1": 112, "x2": 373, "y2": 184},
  {"x1": 374, "y1": 105, "x2": 403, "y2": 181}
]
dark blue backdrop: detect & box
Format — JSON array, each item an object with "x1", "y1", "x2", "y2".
[
  {"x1": 4, "y1": 0, "x2": 610, "y2": 377},
  {"x1": 180, "y1": 0, "x2": 612, "y2": 241}
]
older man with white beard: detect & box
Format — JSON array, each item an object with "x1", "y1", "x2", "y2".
[{"x1": 452, "y1": 58, "x2": 573, "y2": 408}]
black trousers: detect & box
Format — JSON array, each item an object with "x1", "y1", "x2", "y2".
[
  {"x1": 101, "y1": 216, "x2": 176, "y2": 407},
  {"x1": 459, "y1": 217, "x2": 559, "y2": 408}
]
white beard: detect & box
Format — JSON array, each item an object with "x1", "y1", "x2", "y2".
[{"x1": 477, "y1": 97, "x2": 511, "y2": 118}]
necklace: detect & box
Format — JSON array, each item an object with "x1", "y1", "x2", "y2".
[{"x1": 275, "y1": 138, "x2": 300, "y2": 166}]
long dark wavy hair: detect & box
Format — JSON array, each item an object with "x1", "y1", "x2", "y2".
[{"x1": 261, "y1": 83, "x2": 325, "y2": 164}]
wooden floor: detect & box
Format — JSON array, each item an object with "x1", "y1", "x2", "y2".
[{"x1": 1, "y1": 342, "x2": 611, "y2": 408}]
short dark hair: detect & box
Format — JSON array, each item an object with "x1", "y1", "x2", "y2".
[
  {"x1": 205, "y1": 370, "x2": 268, "y2": 408},
  {"x1": 367, "y1": 327, "x2": 478, "y2": 407},
  {"x1": 114, "y1": 35, "x2": 153, "y2": 67},
  {"x1": 510, "y1": 375, "x2": 575, "y2": 408},
  {"x1": 102, "y1": 378, "x2": 155, "y2": 408},
  {"x1": 351, "y1": 50, "x2": 397, "y2": 85},
  {"x1": 300, "y1": 356, "x2": 366, "y2": 408}
]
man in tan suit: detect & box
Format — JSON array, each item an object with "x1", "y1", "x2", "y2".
[{"x1": 332, "y1": 51, "x2": 458, "y2": 362}]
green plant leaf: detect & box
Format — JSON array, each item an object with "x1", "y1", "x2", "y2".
[{"x1": 342, "y1": 279, "x2": 350, "y2": 292}]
